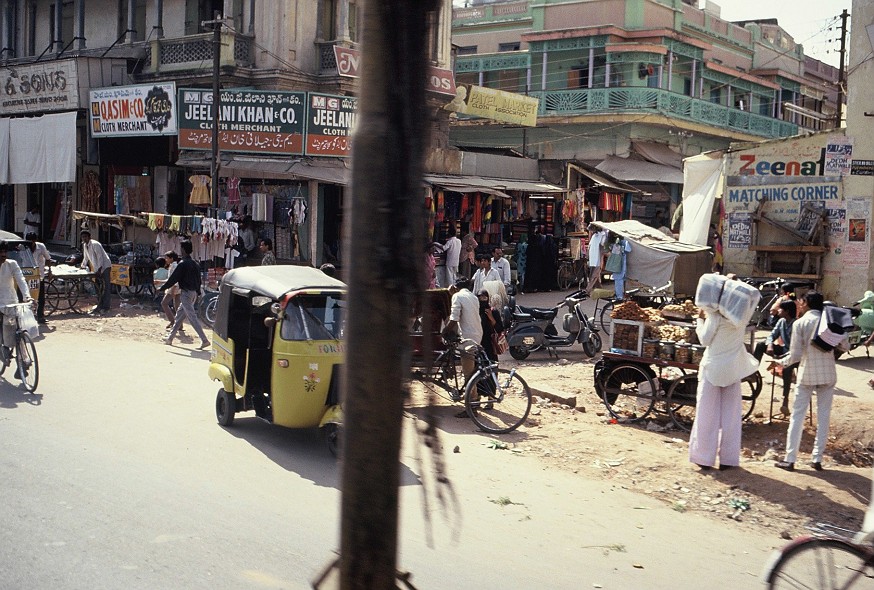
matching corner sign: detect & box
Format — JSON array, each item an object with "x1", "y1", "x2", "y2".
[
  {"x1": 89, "y1": 83, "x2": 177, "y2": 137},
  {"x1": 177, "y1": 89, "x2": 357, "y2": 157}
]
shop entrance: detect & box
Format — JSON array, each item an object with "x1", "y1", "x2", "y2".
[
  {"x1": 323, "y1": 186, "x2": 343, "y2": 266},
  {"x1": 28, "y1": 183, "x2": 73, "y2": 246}
]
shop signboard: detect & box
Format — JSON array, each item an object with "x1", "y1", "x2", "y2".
[
  {"x1": 305, "y1": 93, "x2": 357, "y2": 157},
  {"x1": 332, "y1": 46, "x2": 457, "y2": 96},
  {"x1": 89, "y1": 83, "x2": 177, "y2": 137},
  {"x1": 726, "y1": 212, "x2": 752, "y2": 248},
  {"x1": 177, "y1": 89, "x2": 306, "y2": 155},
  {"x1": 460, "y1": 85, "x2": 539, "y2": 127},
  {"x1": 0, "y1": 60, "x2": 80, "y2": 115}
]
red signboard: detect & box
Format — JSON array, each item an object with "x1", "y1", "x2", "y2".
[{"x1": 333, "y1": 46, "x2": 456, "y2": 96}]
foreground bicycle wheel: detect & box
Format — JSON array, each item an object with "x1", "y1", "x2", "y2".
[
  {"x1": 16, "y1": 332, "x2": 38, "y2": 393},
  {"x1": 464, "y1": 369, "x2": 531, "y2": 434},
  {"x1": 742, "y1": 371, "x2": 762, "y2": 420},
  {"x1": 765, "y1": 537, "x2": 874, "y2": 589}
]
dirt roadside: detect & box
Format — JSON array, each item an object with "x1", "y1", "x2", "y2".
[{"x1": 41, "y1": 298, "x2": 874, "y2": 542}]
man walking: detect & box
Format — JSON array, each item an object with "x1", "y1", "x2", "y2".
[
  {"x1": 158, "y1": 241, "x2": 210, "y2": 349},
  {"x1": 443, "y1": 226, "x2": 461, "y2": 285},
  {"x1": 774, "y1": 292, "x2": 846, "y2": 471},
  {"x1": 471, "y1": 254, "x2": 501, "y2": 295},
  {"x1": 80, "y1": 230, "x2": 112, "y2": 314}
]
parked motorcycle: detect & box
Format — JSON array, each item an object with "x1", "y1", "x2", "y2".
[{"x1": 506, "y1": 289, "x2": 602, "y2": 359}]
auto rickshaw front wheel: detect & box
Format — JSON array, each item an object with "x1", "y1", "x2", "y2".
[
  {"x1": 216, "y1": 388, "x2": 236, "y2": 427},
  {"x1": 324, "y1": 423, "x2": 342, "y2": 458}
]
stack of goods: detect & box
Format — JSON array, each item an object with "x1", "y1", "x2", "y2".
[
  {"x1": 660, "y1": 300, "x2": 699, "y2": 321},
  {"x1": 610, "y1": 301, "x2": 661, "y2": 323},
  {"x1": 695, "y1": 274, "x2": 761, "y2": 327},
  {"x1": 612, "y1": 322, "x2": 642, "y2": 353}
]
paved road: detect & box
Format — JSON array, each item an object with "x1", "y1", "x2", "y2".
[{"x1": 0, "y1": 328, "x2": 787, "y2": 588}]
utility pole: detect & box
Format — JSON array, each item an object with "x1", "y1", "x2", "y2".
[
  {"x1": 836, "y1": 8, "x2": 849, "y2": 128},
  {"x1": 203, "y1": 13, "x2": 223, "y2": 209}
]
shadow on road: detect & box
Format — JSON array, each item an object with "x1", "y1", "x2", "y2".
[
  {"x1": 0, "y1": 380, "x2": 42, "y2": 408},
  {"x1": 222, "y1": 417, "x2": 422, "y2": 489}
]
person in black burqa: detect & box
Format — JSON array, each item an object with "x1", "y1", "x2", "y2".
[{"x1": 158, "y1": 240, "x2": 210, "y2": 349}]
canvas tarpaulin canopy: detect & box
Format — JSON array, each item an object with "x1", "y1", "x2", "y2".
[
  {"x1": 591, "y1": 219, "x2": 712, "y2": 295},
  {"x1": 679, "y1": 152, "x2": 725, "y2": 245}
]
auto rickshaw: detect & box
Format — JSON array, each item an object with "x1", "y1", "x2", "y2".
[{"x1": 207, "y1": 265, "x2": 346, "y2": 455}]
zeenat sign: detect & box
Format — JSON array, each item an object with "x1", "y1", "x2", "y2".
[{"x1": 333, "y1": 46, "x2": 456, "y2": 96}]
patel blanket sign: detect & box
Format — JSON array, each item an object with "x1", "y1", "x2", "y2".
[
  {"x1": 305, "y1": 93, "x2": 357, "y2": 157},
  {"x1": 89, "y1": 83, "x2": 177, "y2": 137},
  {"x1": 462, "y1": 85, "x2": 538, "y2": 127},
  {"x1": 177, "y1": 89, "x2": 305, "y2": 155}
]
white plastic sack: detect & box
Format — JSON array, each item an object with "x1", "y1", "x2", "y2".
[
  {"x1": 14, "y1": 304, "x2": 39, "y2": 340},
  {"x1": 695, "y1": 273, "x2": 760, "y2": 327}
]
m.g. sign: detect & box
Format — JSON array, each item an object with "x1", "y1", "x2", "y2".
[
  {"x1": 305, "y1": 93, "x2": 358, "y2": 157},
  {"x1": 90, "y1": 83, "x2": 177, "y2": 137}
]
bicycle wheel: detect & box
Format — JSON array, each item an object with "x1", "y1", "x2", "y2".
[
  {"x1": 667, "y1": 374, "x2": 698, "y2": 431},
  {"x1": 742, "y1": 371, "x2": 762, "y2": 420},
  {"x1": 201, "y1": 296, "x2": 218, "y2": 327},
  {"x1": 45, "y1": 279, "x2": 73, "y2": 313},
  {"x1": 599, "y1": 301, "x2": 615, "y2": 335},
  {"x1": 765, "y1": 537, "x2": 874, "y2": 590},
  {"x1": 72, "y1": 278, "x2": 100, "y2": 314},
  {"x1": 598, "y1": 363, "x2": 657, "y2": 423},
  {"x1": 15, "y1": 332, "x2": 38, "y2": 393},
  {"x1": 464, "y1": 369, "x2": 531, "y2": 434}
]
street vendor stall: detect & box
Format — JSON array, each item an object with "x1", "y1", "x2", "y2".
[{"x1": 590, "y1": 219, "x2": 712, "y2": 298}]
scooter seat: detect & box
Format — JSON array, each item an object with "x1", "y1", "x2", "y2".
[
  {"x1": 513, "y1": 311, "x2": 534, "y2": 322},
  {"x1": 517, "y1": 305, "x2": 557, "y2": 320}
]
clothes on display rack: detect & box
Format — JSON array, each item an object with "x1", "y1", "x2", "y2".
[
  {"x1": 189, "y1": 175, "x2": 211, "y2": 205},
  {"x1": 252, "y1": 192, "x2": 269, "y2": 221},
  {"x1": 226, "y1": 177, "x2": 241, "y2": 204}
]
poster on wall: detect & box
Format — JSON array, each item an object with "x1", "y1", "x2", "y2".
[
  {"x1": 726, "y1": 211, "x2": 752, "y2": 248},
  {"x1": 826, "y1": 206, "x2": 846, "y2": 239},
  {"x1": 824, "y1": 135, "x2": 853, "y2": 176},
  {"x1": 844, "y1": 196, "x2": 870, "y2": 268},
  {"x1": 305, "y1": 93, "x2": 357, "y2": 157}
]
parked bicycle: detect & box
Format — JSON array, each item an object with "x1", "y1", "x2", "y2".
[
  {"x1": 763, "y1": 522, "x2": 874, "y2": 589},
  {"x1": 412, "y1": 336, "x2": 532, "y2": 434},
  {"x1": 0, "y1": 303, "x2": 39, "y2": 392},
  {"x1": 556, "y1": 258, "x2": 589, "y2": 291}
]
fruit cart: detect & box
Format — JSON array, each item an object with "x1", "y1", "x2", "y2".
[{"x1": 593, "y1": 299, "x2": 763, "y2": 431}]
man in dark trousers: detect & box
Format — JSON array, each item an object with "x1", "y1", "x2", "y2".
[{"x1": 158, "y1": 240, "x2": 210, "y2": 349}]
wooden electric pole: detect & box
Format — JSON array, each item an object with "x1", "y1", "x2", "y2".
[{"x1": 836, "y1": 8, "x2": 849, "y2": 128}]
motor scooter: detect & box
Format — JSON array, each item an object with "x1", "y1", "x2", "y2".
[
  {"x1": 842, "y1": 290, "x2": 874, "y2": 358},
  {"x1": 505, "y1": 289, "x2": 601, "y2": 359}
]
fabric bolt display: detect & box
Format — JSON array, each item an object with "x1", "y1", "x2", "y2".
[
  {"x1": 436, "y1": 191, "x2": 445, "y2": 222},
  {"x1": 471, "y1": 194, "x2": 483, "y2": 232},
  {"x1": 251, "y1": 193, "x2": 268, "y2": 221},
  {"x1": 461, "y1": 194, "x2": 469, "y2": 219},
  {"x1": 189, "y1": 175, "x2": 211, "y2": 205},
  {"x1": 81, "y1": 170, "x2": 101, "y2": 212}
]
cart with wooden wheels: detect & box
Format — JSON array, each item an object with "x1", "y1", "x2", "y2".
[
  {"x1": 594, "y1": 351, "x2": 763, "y2": 431},
  {"x1": 43, "y1": 265, "x2": 100, "y2": 315}
]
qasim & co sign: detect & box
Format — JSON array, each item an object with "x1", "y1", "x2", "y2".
[{"x1": 89, "y1": 83, "x2": 177, "y2": 137}]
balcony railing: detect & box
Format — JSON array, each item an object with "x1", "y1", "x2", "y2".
[
  {"x1": 530, "y1": 87, "x2": 799, "y2": 138},
  {"x1": 142, "y1": 31, "x2": 254, "y2": 73}
]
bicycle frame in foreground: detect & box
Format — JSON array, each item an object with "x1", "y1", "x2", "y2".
[{"x1": 1, "y1": 303, "x2": 39, "y2": 392}]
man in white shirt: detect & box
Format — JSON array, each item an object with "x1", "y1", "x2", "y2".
[
  {"x1": 23, "y1": 206, "x2": 40, "y2": 238},
  {"x1": 774, "y1": 292, "x2": 846, "y2": 472},
  {"x1": 472, "y1": 254, "x2": 501, "y2": 295},
  {"x1": 443, "y1": 278, "x2": 482, "y2": 380},
  {"x1": 0, "y1": 242, "x2": 32, "y2": 367},
  {"x1": 24, "y1": 233, "x2": 52, "y2": 323},
  {"x1": 443, "y1": 228, "x2": 462, "y2": 285},
  {"x1": 491, "y1": 246, "x2": 511, "y2": 287},
  {"x1": 80, "y1": 230, "x2": 112, "y2": 314}
]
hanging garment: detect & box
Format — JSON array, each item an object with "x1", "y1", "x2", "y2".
[
  {"x1": 251, "y1": 192, "x2": 268, "y2": 221},
  {"x1": 189, "y1": 175, "x2": 211, "y2": 205},
  {"x1": 226, "y1": 176, "x2": 241, "y2": 204}
]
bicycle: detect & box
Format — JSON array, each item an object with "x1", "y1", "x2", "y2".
[
  {"x1": 198, "y1": 288, "x2": 219, "y2": 328},
  {"x1": 557, "y1": 258, "x2": 589, "y2": 291},
  {"x1": 0, "y1": 303, "x2": 39, "y2": 393},
  {"x1": 596, "y1": 282, "x2": 678, "y2": 335},
  {"x1": 763, "y1": 522, "x2": 874, "y2": 589},
  {"x1": 412, "y1": 336, "x2": 532, "y2": 434}
]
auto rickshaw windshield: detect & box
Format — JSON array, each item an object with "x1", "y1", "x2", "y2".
[{"x1": 281, "y1": 293, "x2": 345, "y2": 341}]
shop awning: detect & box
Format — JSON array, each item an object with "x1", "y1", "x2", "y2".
[
  {"x1": 568, "y1": 163, "x2": 644, "y2": 193},
  {"x1": 423, "y1": 174, "x2": 564, "y2": 198},
  {"x1": 630, "y1": 141, "x2": 683, "y2": 169},
  {"x1": 175, "y1": 151, "x2": 351, "y2": 185},
  {"x1": 72, "y1": 211, "x2": 148, "y2": 227},
  {"x1": 596, "y1": 156, "x2": 685, "y2": 184}
]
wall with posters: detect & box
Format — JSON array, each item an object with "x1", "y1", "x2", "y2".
[{"x1": 720, "y1": 131, "x2": 860, "y2": 301}]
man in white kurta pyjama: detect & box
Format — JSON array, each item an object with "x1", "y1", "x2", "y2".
[{"x1": 688, "y1": 309, "x2": 758, "y2": 469}]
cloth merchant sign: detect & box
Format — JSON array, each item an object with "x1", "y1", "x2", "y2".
[
  {"x1": 177, "y1": 89, "x2": 306, "y2": 155},
  {"x1": 90, "y1": 83, "x2": 177, "y2": 137},
  {"x1": 305, "y1": 93, "x2": 357, "y2": 157}
]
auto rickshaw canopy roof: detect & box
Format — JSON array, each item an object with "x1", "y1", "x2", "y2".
[{"x1": 221, "y1": 265, "x2": 346, "y2": 300}]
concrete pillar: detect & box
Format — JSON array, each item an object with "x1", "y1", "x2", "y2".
[
  {"x1": 155, "y1": 0, "x2": 164, "y2": 39},
  {"x1": 76, "y1": 0, "x2": 85, "y2": 49},
  {"x1": 127, "y1": 0, "x2": 135, "y2": 43},
  {"x1": 54, "y1": 0, "x2": 62, "y2": 52},
  {"x1": 308, "y1": 179, "x2": 319, "y2": 265},
  {"x1": 248, "y1": 0, "x2": 255, "y2": 33},
  {"x1": 337, "y1": 0, "x2": 349, "y2": 41}
]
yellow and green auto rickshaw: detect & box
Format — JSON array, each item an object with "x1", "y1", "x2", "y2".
[{"x1": 207, "y1": 265, "x2": 346, "y2": 455}]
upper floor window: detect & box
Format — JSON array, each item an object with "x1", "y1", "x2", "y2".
[
  {"x1": 318, "y1": 0, "x2": 338, "y2": 41},
  {"x1": 49, "y1": 1, "x2": 74, "y2": 50},
  {"x1": 457, "y1": 45, "x2": 477, "y2": 55},
  {"x1": 118, "y1": 0, "x2": 147, "y2": 42},
  {"x1": 498, "y1": 42, "x2": 520, "y2": 52}
]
